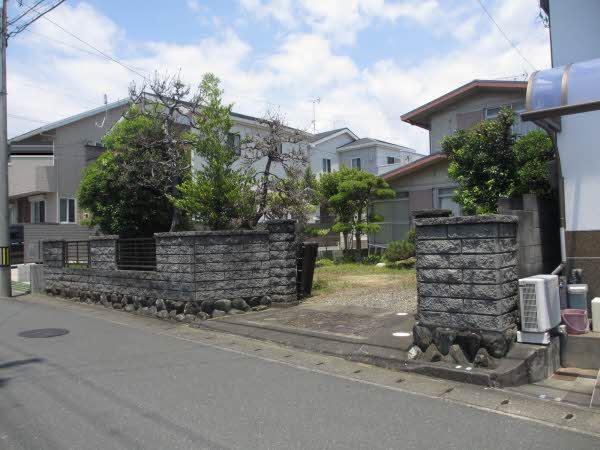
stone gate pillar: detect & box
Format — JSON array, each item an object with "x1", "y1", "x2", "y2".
[{"x1": 414, "y1": 215, "x2": 519, "y2": 360}]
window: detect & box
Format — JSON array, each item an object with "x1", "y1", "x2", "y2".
[
  {"x1": 8, "y1": 205, "x2": 16, "y2": 225},
  {"x1": 436, "y1": 188, "x2": 461, "y2": 217},
  {"x1": 387, "y1": 156, "x2": 397, "y2": 165},
  {"x1": 60, "y1": 198, "x2": 76, "y2": 223},
  {"x1": 351, "y1": 157, "x2": 361, "y2": 170},
  {"x1": 227, "y1": 133, "x2": 241, "y2": 155},
  {"x1": 485, "y1": 102, "x2": 534, "y2": 136},
  {"x1": 31, "y1": 200, "x2": 45, "y2": 223},
  {"x1": 322, "y1": 158, "x2": 331, "y2": 173}
]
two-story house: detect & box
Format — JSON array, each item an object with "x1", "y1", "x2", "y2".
[
  {"x1": 10, "y1": 100, "x2": 419, "y2": 261},
  {"x1": 369, "y1": 79, "x2": 537, "y2": 248}
]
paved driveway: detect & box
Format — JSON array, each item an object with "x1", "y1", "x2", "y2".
[{"x1": 0, "y1": 296, "x2": 598, "y2": 450}]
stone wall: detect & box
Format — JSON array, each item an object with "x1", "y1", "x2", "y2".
[
  {"x1": 413, "y1": 215, "x2": 519, "y2": 362},
  {"x1": 43, "y1": 221, "x2": 298, "y2": 314},
  {"x1": 498, "y1": 194, "x2": 561, "y2": 277}
]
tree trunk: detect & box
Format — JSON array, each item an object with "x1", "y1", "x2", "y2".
[
  {"x1": 252, "y1": 158, "x2": 272, "y2": 227},
  {"x1": 355, "y1": 230, "x2": 362, "y2": 250}
]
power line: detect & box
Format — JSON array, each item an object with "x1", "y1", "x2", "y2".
[
  {"x1": 8, "y1": 0, "x2": 66, "y2": 38},
  {"x1": 8, "y1": 0, "x2": 45, "y2": 26},
  {"x1": 8, "y1": 113, "x2": 48, "y2": 123},
  {"x1": 475, "y1": 0, "x2": 536, "y2": 72},
  {"x1": 16, "y1": 0, "x2": 149, "y2": 80}
]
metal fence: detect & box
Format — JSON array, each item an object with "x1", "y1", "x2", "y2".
[
  {"x1": 116, "y1": 238, "x2": 157, "y2": 271},
  {"x1": 9, "y1": 242, "x2": 24, "y2": 265},
  {"x1": 63, "y1": 241, "x2": 90, "y2": 268}
]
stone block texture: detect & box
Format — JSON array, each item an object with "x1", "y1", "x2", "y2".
[
  {"x1": 415, "y1": 215, "x2": 519, "y2": 332},
  {"x1": 43, "y1": 220, "x2": 298, "y2": 305}
]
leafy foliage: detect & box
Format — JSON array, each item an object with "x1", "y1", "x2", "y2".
[
  {"x1": 242, "y1": 109, "x2": 310, "y2": 226},
  {"x1": 319, "y1": 167, "x2": 395, "y2": 249},
  {"x1": 384, "y1": 239, "x2": 415, "y2": 262},
  {"x1": 78, "y1": 114, "x2": 173, "y2": 236},
  {"x1": 442, "y1": 108, "x2": 554, "y2": 214},
  {"x1": 266, "y1": 166, "x2": 320, "y2": 226},
  {"x1": 512, "y1": 129, "x2": 554, "y2": 196},
  {"x1": 362, "y1": 254, "x2": 382, "y2": 265},
  {"x1": 171, "y1": 74, "x2": 257, "y2": 230},
  {"x1": 442, "y1": 107, "x2": 517, "y2": 214}
]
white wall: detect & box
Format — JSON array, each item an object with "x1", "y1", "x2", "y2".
[
  {"x1": 548, "y1": 0, "x2": 600, "y2": 67},
  {"x1": 548, "y1": 0, "x2": 600, "y2": 231},
  {"x1": 558, "y1": 111, "x2": 600, "y2": 231},
  {"x1": 310, "y1": 133, "x2": 355, "y2": 174},
  {"x1": 428, "y1": 91, "x2": 529, "y2": 153}
]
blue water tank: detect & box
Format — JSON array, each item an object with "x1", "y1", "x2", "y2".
[{"x1": 567, "y1": 284, "x2": 588, "y2": 310}]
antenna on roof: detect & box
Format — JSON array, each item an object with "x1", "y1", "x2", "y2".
[
  {"x1": 95, "y1": 94, "x2": 108, "y2": 128},
  {"x1": 311, "y1": 97, "x2": 321, "y2": 134}
]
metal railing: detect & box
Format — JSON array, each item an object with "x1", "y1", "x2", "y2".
[
  {"x1": 116, "y1": 238, "x2": 157, "y2": 271},
  {"x1": 63, "y1": 241, "x2": 90, "y2": 268}
]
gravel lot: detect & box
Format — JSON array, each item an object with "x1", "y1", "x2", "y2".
[
  {"x1": 306, "y1": 285, "x2": 417, "y2": 312},
  {"x1": 306, "y1": 265, "x2": 417, "y2": 313}
]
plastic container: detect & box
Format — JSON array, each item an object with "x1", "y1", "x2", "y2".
[
  {"x1": 567, "y1": 284, "x2": 588, "y2": 310},
  {"x1": 561, "y1": 309, "x2": 589, "y2": 334},
  {"x1": 592, "y1": 297, "x2": 600, "y2": 331}
]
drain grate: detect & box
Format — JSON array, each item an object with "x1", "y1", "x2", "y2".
[{"x1": 18, "y1": 328, "x2": 69, "y2": 339}]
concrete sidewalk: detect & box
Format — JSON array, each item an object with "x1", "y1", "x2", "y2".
[{"x1": 197, "y1": 303, "x2": 415, "y2": 369}]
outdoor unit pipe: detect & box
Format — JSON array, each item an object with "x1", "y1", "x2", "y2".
[
  {"x1": 557, "y1": 325, "x2": 568, "y2": 368},
  {"x1": 551, "y1": 262, "x2": 565, "y2": 275}
]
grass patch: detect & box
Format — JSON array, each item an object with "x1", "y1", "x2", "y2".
[{"x1": 311, "y1": 262, "x2": 415, "y2": 296}]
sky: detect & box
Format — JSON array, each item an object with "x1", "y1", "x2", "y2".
[{"x1": 6, "y1": 0, "x2": 550, "y2": 153}]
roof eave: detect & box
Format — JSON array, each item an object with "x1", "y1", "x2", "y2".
[
  {"x1": 382, "y1": 153, "x2": 447, "y2": 181},
  {"x1": 401, "y1": 80, "x2": 527, "y2": 127},
  {"x1": 9, "y1": 98, "x2": 130, "y2": 143}
]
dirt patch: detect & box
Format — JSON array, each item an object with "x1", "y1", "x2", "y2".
[{"x1": 308, "y1": 264, "x2": 417, "y2": 313}]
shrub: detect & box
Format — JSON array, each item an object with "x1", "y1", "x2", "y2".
[
  {"x1": 315, "y1": 258, "x2": 334, "y2": 268},
  {"x1": 406, "y1": 229, "x2": 416, "y2": 246},
  {"x1": 389, "y1": 257, "x2": 416, "y2": 269},
  {"x1": 384, "y1": 239, "x2": 415, "y2": 262},
  {"x1": 362, "y1": 254, "x2": 382, "y2": 265}
]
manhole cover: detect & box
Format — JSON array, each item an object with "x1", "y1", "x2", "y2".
[{"x1": 18, "y1": 328, "x2": 69, "y2": 339}]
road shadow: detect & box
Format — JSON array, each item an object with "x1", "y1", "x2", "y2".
[{"x1": 0, "y1": 357, "x2": 45, "y2": 388}]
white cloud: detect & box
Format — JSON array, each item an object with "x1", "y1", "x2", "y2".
[
  {"x1": 8, "y1": 0, "x2": 550, "y2": 156},
  {"x1": 240, "y1": 0, "x2": 440, "y2": 45}
]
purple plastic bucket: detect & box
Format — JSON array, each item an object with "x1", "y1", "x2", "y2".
[{"x1": 561, "y1": 309, "x2": 589, "y2": 335}]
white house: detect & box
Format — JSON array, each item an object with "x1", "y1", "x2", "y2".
[{"x1": 192, "y1": 119, "x2": 421, "y2": 179}]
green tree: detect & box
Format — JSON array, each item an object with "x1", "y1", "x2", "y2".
[
  {"x1": 77, "y1": 114, "x2": 173, "y2": 236},
  {"x1": 319, "y1": 167, "x2": 395, "y2": 249},
  {"x1": 442, "y1": 108, "x2": 554, "y2": 214},
  {"x1": 267, "y1": 166, "x2": 319, "y2": 227},
  {"x1": 512, "y1": 129, "x2": 554, "y2": 196},
  {"x1": 442, "y1": 107, "x2": 517, "y2": 215},
  {"x1": 170, "y1": 74, "x2": 257, "y2": 229}
]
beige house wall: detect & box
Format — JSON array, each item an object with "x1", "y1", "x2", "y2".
[{"x1": 428, "y1": 91, "x2": 529, "y2": 153}]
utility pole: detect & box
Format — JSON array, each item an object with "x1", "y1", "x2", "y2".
[
  {"x1": 0, "y1": 0, "x2": 11, "y2": 297},
  {"x1": 0, "y1": 0, "x2": 66, "y2": 297}
]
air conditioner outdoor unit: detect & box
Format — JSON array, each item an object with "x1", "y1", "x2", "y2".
[{"x1": 518, "y1": 275, "x2": 561, "y2": 343}]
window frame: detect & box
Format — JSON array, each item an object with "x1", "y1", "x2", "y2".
[
  {"x1": 227, "y1": 132, "x2": 242, "y2": 156},
  {"x1": 351, "y1": 157, "x2": 361, "y2": 170},
  {"x1": 434, "y1": 187, "x2": 461, "y2": 216},
  {"x1": 322, "y1": 158, "x2": 332, "y2": 173},
  {"x1": 60, "y1": 197, "x2": 77, "y2": 224},
  {"x1": 31, "y1": 200, "x2": 46, "y2": 224}
]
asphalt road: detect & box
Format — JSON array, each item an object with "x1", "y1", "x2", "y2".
[{"x1": 0, "y1": 296, "x2": 598, "y2": 450}]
